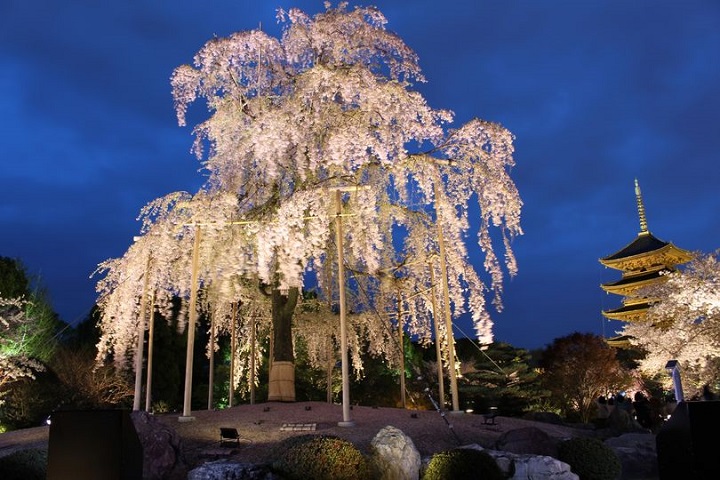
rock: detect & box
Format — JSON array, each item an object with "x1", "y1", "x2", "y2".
[
  {"x1": 607, "y1": 405, "x2": 646, "y2": 435},
  {"x1": 187, "y1": 460, "x2": 282, "y2": 480},
  {"x1": 494, "y1": 426, "x2": 560, "y2": 458},
  {"x1": 131, "y1": 411, "x2": 187, "y2": 480},
  {"x1": 458, "y1": 445, "x2": 579, "y2": 480},
  {"x1": 605, "y1": 433, "x2": 657, "y2": 480},
  {"x1": 370, "y1": 425, "x2": 421, "y2": 480}
]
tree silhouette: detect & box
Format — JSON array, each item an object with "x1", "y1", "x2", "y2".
[{"x1": 540, "y1": 332, "x2": 630, "y2": 422}]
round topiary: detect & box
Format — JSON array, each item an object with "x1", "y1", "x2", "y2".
[
  {"x1": 557, "y1": 437, "x2": 621, "y2": 480},
  {"x1": 271, "y1": 434, "x2": 373, "y2": 480},
  {"x1": 422, "y1": 448, "x2": 504, "y2": 480},
  {"x1": 0, "y1": 448, "x2": 47, "y2": 480}
]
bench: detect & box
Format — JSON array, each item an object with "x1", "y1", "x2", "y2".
[
  {"x1": 483, "y1": 407, "x2": 498, "y2": 425},
  {"x1": 219, "y1": 427, "x2": 240, "y2": 447}
]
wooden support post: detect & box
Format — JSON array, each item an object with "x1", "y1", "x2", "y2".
[
  {"x1": 144, "y1": 292, "x2": 155, "y2": 412},
  {"x1": 429, "y1": 264, "x2": 445, "y2": 407},
  {"x1": 180, "y1": 227, "x2": 201, "y2": 421},
  {"x1": 335, "y1": 189, "x2": 354, "y2": 427}
]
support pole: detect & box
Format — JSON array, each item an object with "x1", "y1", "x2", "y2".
[
  {"x1": 434, "y1": 183, "x2": 460, "y2": 412},
  {"x1": 207, "y1": 313, "x2": 215, "y2": 410},
  {"x1": 335, "y1": 189, "x2": 354, "y2": 427},
  {"x1": 181, "y1": 227, "x2": 201, "y2": 420},
  {"x1": 250, "y1": 313, "x2": 256, "y2": 405},
  {"x1": 428, "y1": 264, "x2": 445, "y2": 407},
  {"x1": 397, "y1": 290, "x2": 406, "y2": 409},
  {"x1": 229, "y1": 302, "x2": 236, "y2": 408},
  {"x1": 133, "y1": 255, "x2": 152, "y2": 411},
  {"x1": 144, "y1": 292, "x2": 155, "y2": 412}
]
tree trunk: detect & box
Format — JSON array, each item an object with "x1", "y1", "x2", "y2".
[{"x1": 267, "y1": 287, "x2": 298, "y2": 402}]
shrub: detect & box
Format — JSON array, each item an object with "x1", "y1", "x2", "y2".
[
  {"x1": 557, "y1": 437, "x2": 621, "y2": 480},
  {"x1": 422, "y1": 448, "x2": 504, "y2": 480},
  {"x1": 0, "y1": 448, "x2": 47, "y2": 480},
  {"x1": 271, "y1": 434, "x2": 373, "y2": 480}
]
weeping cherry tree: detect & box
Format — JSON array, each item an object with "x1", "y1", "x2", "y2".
[
  {"x1": 95, "y1": 3, "x2": 522, "y2": 406},
  {"x1": 623, "y1": 250, "x2": 720, "y2": 395}
]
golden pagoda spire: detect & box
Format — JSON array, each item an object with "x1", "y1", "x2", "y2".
[{"x1": 634, "y1": 178, "x2": 649, "y2": 235}]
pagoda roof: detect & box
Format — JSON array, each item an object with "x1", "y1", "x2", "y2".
[
  {"x1": 602, "y1": 302, "x2": 651, "y2": 322},
  {"x1": 605, "y1": 334, "x2": 634, "y2": 348},
  {"x1": 600, "y1": 268, "x2": 669, "y2": 294},
  {"x1": 599, "y1": 232, "x2": 692, "y2": 271}
]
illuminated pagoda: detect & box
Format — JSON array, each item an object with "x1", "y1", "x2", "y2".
[{"x1": 599, "y1": 180, "x2": 692, "y2": 339}]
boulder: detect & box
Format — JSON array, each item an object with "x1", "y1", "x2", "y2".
[
  {"x1": 458, "y1": 445, "x2": 579, "y2": 480},
  {"x1": 605, "y1": 433, "x2": 657, "y2": 480},
  {"x1": 370, "y1": 425, "x2": 421, "y2": 480},
  {"x1": 187, "y1": 460, "x2": 281, "y2": 480},
  {"x1": 131, "y1": 411, "x2": 187, "y2": 480},
  {"x1": 494, "y1": 426, "x2": 560, "y2": 458},
  {"x1": 607, "y1": 405, "x2": 646, "y2": 435}
]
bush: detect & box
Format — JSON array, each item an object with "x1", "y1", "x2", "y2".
[
  {"x1": 557, "y1": 437, "x2": 621, "y2": 480},
  {"x1": 271, "y1": 434, "x2": 373, "y2": 480},
  {"x1": 0, "y1": 448, "x2": 47, "y2": 480},
  {"x1": 422, "y1": 448, "x2": 504, "y2": 480}
]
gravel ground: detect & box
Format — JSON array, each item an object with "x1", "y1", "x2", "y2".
[
  {"x1": 155, "y1": 401, "x2": 583, "y2": 466},
  {"x1": 0, "y1": 401, "x2": 586, "y2": 468}
]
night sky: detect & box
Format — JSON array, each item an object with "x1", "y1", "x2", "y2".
[{"x1": 2, "y1": 1, "x2": 718, "y2": 350}]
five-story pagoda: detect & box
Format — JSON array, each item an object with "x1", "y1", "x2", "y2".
[{"x1": 600, "y1": 180, "x2": 692, "y2": 331}]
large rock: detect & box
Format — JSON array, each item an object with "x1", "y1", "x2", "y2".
[
  {"x1": 605, "y1": 433, "x2": 657, "y2": 480},
  {"x1": 370, "y1": 425, "x2": 421, "y2": 480},
  {"x1": 187, "y1": 460, "x2": 281, "y2": 480},
  {"x1": 494, "y1": 426, "x2": 560, "y2": 458},
  {"x1": 131, "y1": 411, "x2": 187, "y2": 480},
  {"x1": 607, "y1": 405, "x2": 646, "y2": 435},
  {"x1": 458, "y1": 445, "x2": 579, "y2": 480}
]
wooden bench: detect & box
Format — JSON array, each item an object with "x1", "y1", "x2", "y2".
[{"x1": 219, "y1": 427, "x2": 240, "y2": 447}]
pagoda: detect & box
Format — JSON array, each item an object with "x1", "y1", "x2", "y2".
[{"x1": 599, "y1": 180, "x2": 692, "y2": 328}]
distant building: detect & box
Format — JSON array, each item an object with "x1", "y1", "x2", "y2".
[{"x1": 599, "y1": 180, "x2": 692, "y2": 346}]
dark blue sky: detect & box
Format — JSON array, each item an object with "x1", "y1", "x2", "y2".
[{"x1": 1, "y1": 1, "x2": 718, "y2": 349}]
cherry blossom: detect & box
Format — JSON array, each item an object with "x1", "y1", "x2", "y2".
[{"x1": 95, "y1": 4, "x2": 522, "y2": 393}]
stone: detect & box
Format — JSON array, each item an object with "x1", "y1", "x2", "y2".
[
  {"x1": 494, "y1": 426, "x2": 560, "y2": 458},
  {"x1": 131, "y1": 411, "x2": 188, "y2": 480},
  {"x1": 187, "y1": 460, "x2": 282, "y2": 480},
  {"x1": 370, "y1": 425, "x2": 421, "y2": 480},
  {"x1": 605, "y1": 433, "x2": 657, "y2": 480},
  {"x1": 457, "y1": 445, "x2": 579, "y2": 480},
  {"x1": 607, "y1": 404, "x2": 646, "y2": 435}
]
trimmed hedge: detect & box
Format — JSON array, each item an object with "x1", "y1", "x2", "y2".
[
  {"x1": 271, "y1": 434, "x2": 374, "y2": 480},
  {"x1": 0, "y1": 448, "x2": 47, "y2": 480},
  {"x1": 557, "y1": 437, "x2": 621, "y2": 480},
  {"x1": 423, "y1": 448, "x2": 504, "y2": 480}
]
